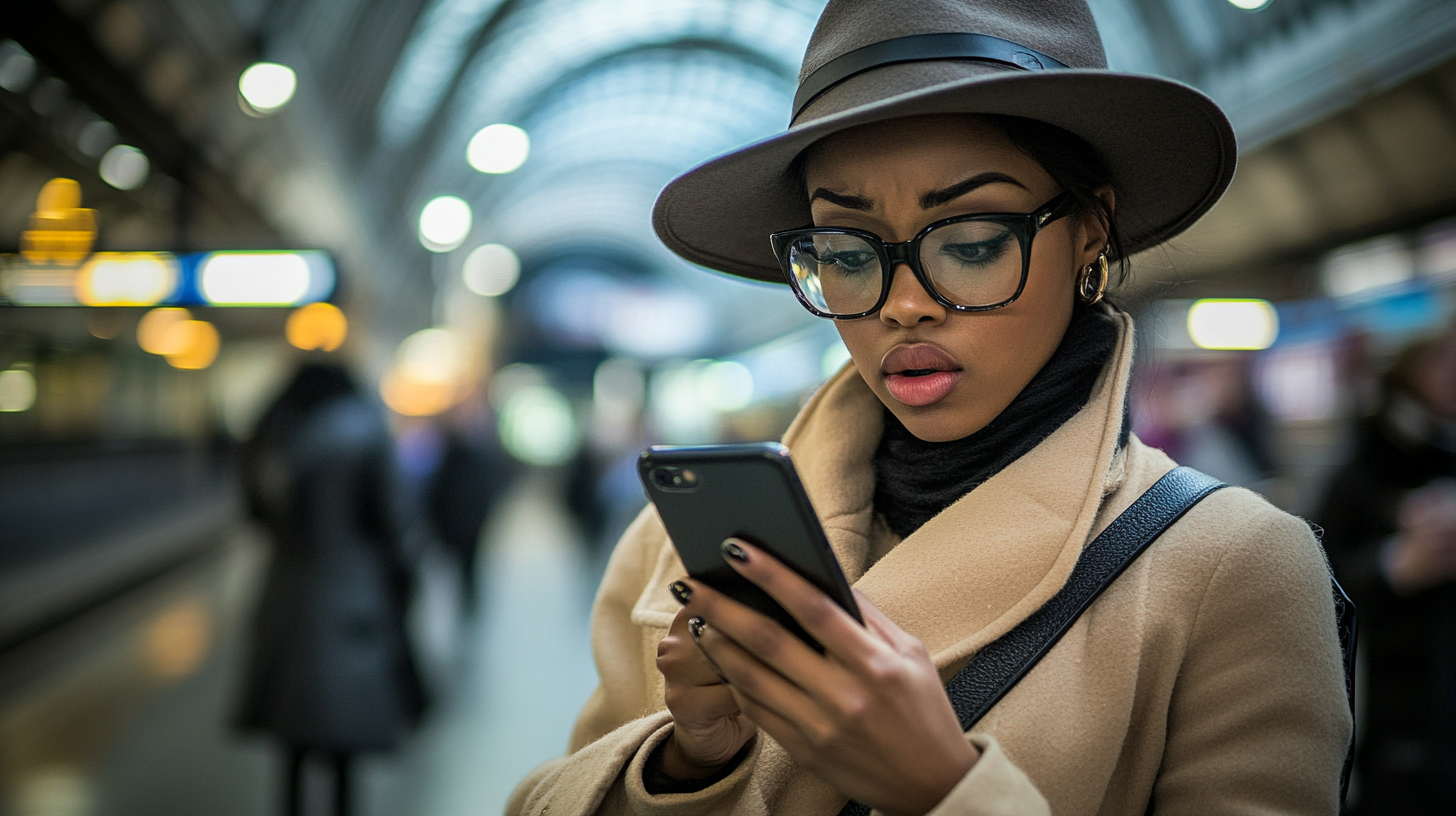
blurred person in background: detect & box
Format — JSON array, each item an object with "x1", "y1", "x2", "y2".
[
  {"x1": 1317, "y1": 328, "x2": 1456, "y2": 813},
  {"x1": 427, "y1": 395, "x2": 513, "y2": 613},
  {"x1": 238, "y1": 362, "x2": 426, "y2": 816}
]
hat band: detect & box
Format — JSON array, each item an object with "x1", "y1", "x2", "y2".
[{"x1": 792, "y1": 32, "x2": 1070, "y2": 119}]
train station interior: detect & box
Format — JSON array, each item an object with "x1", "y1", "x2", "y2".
[{"x1": 2, "y1": 0, "x2": 1455, "y2": 813}]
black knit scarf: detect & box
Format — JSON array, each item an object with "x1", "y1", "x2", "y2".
[{"x1": 873, "y1": 306, "x2": 1121, "y2": 538}]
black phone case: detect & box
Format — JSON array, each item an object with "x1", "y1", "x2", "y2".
[{"x1": 638, "y1": 442, "x2": 862, "y2": 651}]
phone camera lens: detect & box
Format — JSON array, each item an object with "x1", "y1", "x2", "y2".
[{"x1": 652, "y1": 466, "x2": 698, "y2": 490}]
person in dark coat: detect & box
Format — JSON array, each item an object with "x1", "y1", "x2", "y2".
[
  {"x1": 238, "y1": 362, "x2": 425, "y2": 816},
  {"x1": 426, "y1": 418, "x2": 512, "y2": 613},
  {"x1": 1317, "y1": 331, "x2": 1456, "y2": 813}
]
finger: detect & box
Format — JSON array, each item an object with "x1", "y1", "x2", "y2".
[
  {"x1": 682, "y1": 578, "x2": 839, "y2": 693},
  {"x1": 660, "y1": 608, "x2": 730, "y2": 688},
  {"x1": 720, "y1": 539, "x2": 881, "y2": 661},
  {"x1": 695, "y1": 619, "x2": 826, "y2": 730}
]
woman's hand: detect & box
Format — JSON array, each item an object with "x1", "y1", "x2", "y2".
[
  {"x1": 675, "y1": 539, "x2": 978, "y2": 816},
  {"x1": 655, "y1": 605, "x2": 758, "y2": 779}
]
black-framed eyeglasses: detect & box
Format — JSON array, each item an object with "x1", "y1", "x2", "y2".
[{"x1": 770, "y1": 192, "x2": 1076, "y2": 319}]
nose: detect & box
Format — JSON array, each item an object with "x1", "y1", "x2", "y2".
[{"x1": 879, "y1": 262, "x2": 946, "y2": 328}]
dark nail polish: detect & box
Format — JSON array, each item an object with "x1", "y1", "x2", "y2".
[
  {"x1": 722, "y1": 540, "x2": 748, "y2": 562},
  {"x1": 669, "y1": 580, "x2": 692, "y2": 605},
  {"x1": 687, "y1": 617, "x2": 706, "y2": 639}
]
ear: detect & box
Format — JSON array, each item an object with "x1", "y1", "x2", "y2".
[{"x1": 1072, "y1": 188, "x2": 1115, "y2": 274}]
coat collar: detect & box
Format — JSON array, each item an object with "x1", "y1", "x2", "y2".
[
  {"x1": 632, "y1": 306, "x2": 1136, "y2": 670},
  {"x1": 782, "y1": 306, "x2": 1135, "y2": 667}
]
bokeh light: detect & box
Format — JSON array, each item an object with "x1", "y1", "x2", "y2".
[
  {"x1": 461, "y1": 243, "x2": 520, "y2": 296},
  {"x1": 466, "y1": 123, "x2": 529, "y2": 174},
  {"x1": 238, "y1": 62, "x2": 297, "y2": 113},
  {"x1": 143, "y1": 598, "x2": 211, "y2": 679},
  {"x1": 199, "y1": 251, "x2": 315, "y2": 305},
  {"x1": 699, "y1": 360, "x2": 754, "y2": 411},
  {"x1": 418, "y1": 195, "x2": 473, "y2": 252},
  {"x1": 1187, "y1": 299, "x2": 1280, "y2": 350},
  {"x1": 75, "y1": 253, "x2": 179, "y2": 306},
  {"x1": 1227, "y1": 0, "x2": 1272, "y2": 8},
  {"x1": 0, "y1": 368, "x2": 37, "y2": 412},
  {"x1": 136, "y1": 307, "x2": 192, "y2": 355},
  {"x1": 286, "y1": 302, "x2": 348, "y2": 351},
  {"x1": 164, "y1": 321, "x2": 221, "y2": 370},
  {"x1": 498, "y1": 384, "x2": 580, "y2": 466},
  {"x1": 398, "y1": 327, "x2": 467, "y2": 385},
  {"x1": 99, "y1": 144, "x2": 149, "y2": 190}
]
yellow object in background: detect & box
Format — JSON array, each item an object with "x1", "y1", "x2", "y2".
[
  {"x1": 286, "y1": 302, "x2": 348, "y2": 351},
  {"x1": 75, "y1": 252, "x2": 179, "y2": 306},
  {"x1": 165, "y1": 321, "x2": 220, "y2": 370},
  {"x1": 136, "y1": 307, "x2": 192, "y2": 355},
  {"x1": 21, "y1": 179, "x2": 97, "y2": 265},
  {"x1": 136, "y1": 308, "x2": 220, "y2": 369}
]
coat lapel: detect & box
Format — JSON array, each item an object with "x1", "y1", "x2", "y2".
[{"x1": 786, "y1": 307, "x2": 1136, "y2": 669}]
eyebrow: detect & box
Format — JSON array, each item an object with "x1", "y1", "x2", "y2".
[{"x1": 808, "y1": 171, "x2": 1029, "y2": 213}]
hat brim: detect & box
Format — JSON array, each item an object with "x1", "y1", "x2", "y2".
[{"x1": 653, "y1": 69, "x2": 1236, "y2": 283}]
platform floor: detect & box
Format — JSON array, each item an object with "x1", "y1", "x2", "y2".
[{"x1": 0, "y1": 472, "x2": 604, "y2": 816}]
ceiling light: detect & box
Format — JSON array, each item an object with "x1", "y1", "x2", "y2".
[
  {"x1": 461, "y1": 243, "x2": 520, "y2": 296},
  {"x1": 1227, "y1": 0, "x2": 1271, "y2": 8},
  {"x1": 1187, "y1": 299, "x2": 1279, "y2": 350},
  {"x1": 239, "y1": 62, "x2": 296, "y2": 113},
  {"x1": 466, "y1": 124, "x2": 529, "y2": 174},
  {"x1": 99, "y1": 144, "x2": 148, "y2": 190},
  {"x1": 418, "y1": 195, "x2": 472, "y2": 252}
]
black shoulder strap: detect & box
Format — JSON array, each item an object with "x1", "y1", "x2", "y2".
[{"x1": 837, "y1": 467, "x2": 1226, "y2": 816}]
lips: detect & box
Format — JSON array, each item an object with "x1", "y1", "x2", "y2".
[{"x1": 881, "y1": 344, "x2": 963, "y2": 407}]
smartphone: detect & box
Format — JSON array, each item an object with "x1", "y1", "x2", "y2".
[{"x1": 637, "y1": 442, "x2": 862, "y2": 651}]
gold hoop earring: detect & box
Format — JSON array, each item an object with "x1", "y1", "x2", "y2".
[{"x1": 1078, "y1": 253, "x2": 1109, "y2": 305}]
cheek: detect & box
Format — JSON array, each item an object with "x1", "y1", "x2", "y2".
[{"x1": 834, "y1": 321, "x2": 882, "y2": 381}]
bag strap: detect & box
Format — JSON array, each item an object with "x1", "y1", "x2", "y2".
[{"x1": 837, "y1": 466, "x2": 1225, "y2": 816}]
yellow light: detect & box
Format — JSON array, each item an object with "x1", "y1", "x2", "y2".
[
  {"x1": 21, "y1": 178, "x2": 96, "y2": 264},
  {"x1": 398, "y1": 327, "x2": 467, "y2": 385},
  {"x1": 0, "y1": 368, "x2": 36, "y2": 412},
  {"x1": 165, "y1": 320, "x2": 220, "y2": 370},
  {"x1": 199, "y1": 251, "x2": 314, "y2": 305},
  {"x1": 137, "y1": 307, "x2": 192, "y2": 355},
  {"x1": 286, "y1": 302, "x2": 348, "y2": 351},
  {"x1": 75, "y1": 252, "x2": 178, "y2": 305},
  {"x1": 144, "y1": 598, "x2": 211, "y2": 679},
  {"x1": 1187, "y1": 299, "x2": 1279, "y2": 350},
  {"x1": 380, "y1": 367, "x2": 458, "y2": 417}
]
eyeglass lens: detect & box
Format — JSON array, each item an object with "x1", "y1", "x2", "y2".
[{"x1": 785, "y1": 221, "x2": 1022, "y2": 315}]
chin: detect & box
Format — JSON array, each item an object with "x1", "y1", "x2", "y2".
[{"x1": 888, "y1": 400, "x2": 989, "y2": 443}]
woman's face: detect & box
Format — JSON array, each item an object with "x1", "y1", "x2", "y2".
[{"x1": 803, "y1": 114, "x2": 1110, "y2": 442}]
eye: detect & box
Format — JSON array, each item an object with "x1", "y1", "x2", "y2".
[
  {"x1": 938, "y1": 232, "x2": 1012, "y2": 267},
  {"x1": 819, "y1": 248, "x2": 876, "y2": 272}
]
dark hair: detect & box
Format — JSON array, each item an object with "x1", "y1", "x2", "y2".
[{"x1": 787, "y1": 114, "x2": 1129, "y2": 285}]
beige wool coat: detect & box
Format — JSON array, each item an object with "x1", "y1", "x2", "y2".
[{"x1": 507, "y1": 310, "x2": 1352, "y2": 816}]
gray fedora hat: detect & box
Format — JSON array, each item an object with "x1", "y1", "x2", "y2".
[{"x1": 652, "y1": 0, "x2": 1237, "y2": 283}]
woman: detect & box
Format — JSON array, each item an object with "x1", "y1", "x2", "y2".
[{"x1": 509, "y1": 1, "x2": 1351, "y2": 814}]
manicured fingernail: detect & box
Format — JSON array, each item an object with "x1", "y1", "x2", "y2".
[
  {"x1": 721, "y1": 539, "x2": 748, "y2": 562},
  {"x1": 687, "y1": 617, "x2": 706, "y2": 639},
  {"x1": 669, "y1": 580, "x2": 692, "y2": 605}
]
